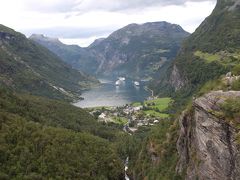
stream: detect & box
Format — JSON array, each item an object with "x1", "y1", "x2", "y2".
[
  {"x1": 125, "y1": 157, "x2": 130, "y2": 180},
  {"x1": 123, "y1": 124, "x2": 131, "y2": 180}
]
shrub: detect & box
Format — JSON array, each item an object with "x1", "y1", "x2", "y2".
[{"x1": 232, "y1": 64, "x2": 240, "y2": 76}]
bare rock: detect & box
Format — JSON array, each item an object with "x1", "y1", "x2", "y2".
[
  {"x1": 169, "y1": 65, "x2": 188, "y2": 91},
  {"x1": 177, "y1": 91, "x2": 240, "y2": 180}
]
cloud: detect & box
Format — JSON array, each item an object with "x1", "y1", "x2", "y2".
[
  {"x1": 0, "y1": 0, "x2": 217, "y2": 46},
  {"x1": 21, "y1": 0, "x2": 80, "y2": 13},
  {"x1": 60, "y1": 36, "x2": 106, "y2": 47},
  {"x1": 18, "y1": 0, "x2": 217, "y2": 14},
  {"x1": 73, "y1": 0, "x2": 216, "y2": 13},
  {"x1": 23, "y1": 26, "x2": 116, "y2": 39}
]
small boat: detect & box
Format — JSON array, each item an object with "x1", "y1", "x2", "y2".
[
  {"x1": 119, "y1": 77, "x2": 126, "y2": 81},
  {"x1": 115, "y1": 80, "x2": 121, "y2": 86},
  {"x1": 134, "y1": 81, "x2": 140, "y2": 86}
]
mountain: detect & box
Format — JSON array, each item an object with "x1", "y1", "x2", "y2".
[
  {"x1": 0, "y1": 25, "x2": 127, "y2": 179},
  {"x1": 29, "y1": 34, "x2": 99, "y2": 74},
  {"x1": 31, "y1": 22, "x2": 190, "y2": 79},
  {"x1": 151, "y1": 0, "x2": 240, "y2": 97},
  {"x1": 88, "y1": 22, "x2": 190, "y2": 79},
  {"x1": 0, "y1": 25, "x2": 98, "y2": 100},
  {"x1": 129, "y1": 1, "x2": 240, "y2": 179}
]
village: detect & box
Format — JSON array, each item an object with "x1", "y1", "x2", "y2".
[{"x1": 88, "y1": 97, "x2": 173, "y2": 133}]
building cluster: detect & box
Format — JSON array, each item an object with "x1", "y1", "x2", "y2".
[{"x1": 90, "y1": 104, "x2": 161, "y2": 131}]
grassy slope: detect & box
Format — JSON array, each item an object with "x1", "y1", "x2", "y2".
[
  {"x1": 175, "y1": 0, "x2": 240, "y2": 91},
  {"x1": 133, "y1": 97, "x2": 173, "y2": 118},
  {"x1": 144, "y1": 97, "x2": 172, "y2": 111}
]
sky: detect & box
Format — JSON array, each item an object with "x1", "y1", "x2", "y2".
[{"x1": 0, "y1": 0, "x2": 217, "y2": 47}]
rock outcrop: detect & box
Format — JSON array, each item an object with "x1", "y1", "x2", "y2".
[
  {"x1": 169, "y1": 65, "x2": 187, "y2": 91},
  {"x1": 177, "y1": 91, "x2": 240, "y2": 180}
]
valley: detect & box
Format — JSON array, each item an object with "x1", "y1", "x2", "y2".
[
  {"x1": 84, "y1": 94, "x2": 174, "y2": 179},
  {"x1": 30, "y1": 21, "x2": 190, "y2": 80},
  {"x1": 0, "y1": 0, "x2": 240, "y2": 179}
]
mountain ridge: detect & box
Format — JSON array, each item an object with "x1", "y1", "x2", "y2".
[
  {"x1": 0, "y1": 24, "x2": 98, "y2": 100},
  {"x1": 30, "y1": 21, "x2": 190, "y2": 79}
]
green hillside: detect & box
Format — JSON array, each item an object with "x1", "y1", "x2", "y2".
[
  {"x1": 0, "y1": 25, "x2": 98, "y2": 100},
  {"x1": 29, "y1": 34, "x2": 99, "y2": 74},
  {"x1": 0, "y1": 88, "x2": 125, "y2": 179},
  {"x1": 151, "y1": 0, "x2": 240, "y2": 98},
  {"x1": 0, "y1": 24, "x2": 125, "y2": 179},
  {"x1": 132, "y1": 1, "x2": 240, "y2": 179}
]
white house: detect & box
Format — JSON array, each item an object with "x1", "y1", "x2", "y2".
[{"x1": 99, "y1": 113, "x2": 106, "y2": 119}]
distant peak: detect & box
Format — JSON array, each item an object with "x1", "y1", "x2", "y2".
[
  {"x1": 89, "y1": 38, "x2": 106, "y2": 48},
  {"x1": 30, "y1": 34, "x2": 61, "y2": 43},
  {"x1": 30, "y1": 34, "x2": 45, "y2": 39},
  {"x1": 122, "y1": 21, "x2": 185, "y2": 31}
]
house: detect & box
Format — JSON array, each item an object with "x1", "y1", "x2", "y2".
[
  {"x1": 137, "y1": 122, "x2": 144, "y2": 127},
  {"x1": 99, "y1": 113, "x2": 106, "y2": 119},
  {"x1": 133, "y1": 106, "x2": 143, "y2": 111},
  {"x1": 154, "y1": 120, "x2": 159, "y2": 124}
]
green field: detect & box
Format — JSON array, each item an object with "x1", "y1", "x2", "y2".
[
  {"x1": 111, "y1": 116, "x2": 129, "y2": 125},
  {"x1": 144, "y1": 110, "x2": 170, "y2": 118},
  {"x1": 144, "y1": 97, "x2": 173, "y2": 111},
  {"x1": 132, "y1": 97, "x2": 173, "y2": 118},
  {"x1": 194, "y1": 51, "x2": 221, "y2": 63},
  {"x1": 194, "y1": 50, "x2": 240, "y2": 65},
  {"x1": 143, "y1": 97, "x2": 172, "y2": 118}
]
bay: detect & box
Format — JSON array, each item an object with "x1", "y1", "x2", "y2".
[{"x1": 73, "y1": 78, "x2": 150, "y2": 108}]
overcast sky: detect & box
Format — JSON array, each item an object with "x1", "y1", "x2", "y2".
[{"x1": 0, "y1": 0, "x2": 216, "y2": 47}]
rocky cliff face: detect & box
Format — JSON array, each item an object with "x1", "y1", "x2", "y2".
[
  {"x1": 88, "y1": 22, "x2": 189, "y2": 78},
  {"x1": 169, "y1": 65, "x2": 187, "y2": 91},
  {"x1": 177, "y1": 91, "x2": 240, "y2": 180},
  {"x1": 31, "y1": 22, "x2": 189, "y2": 79}
]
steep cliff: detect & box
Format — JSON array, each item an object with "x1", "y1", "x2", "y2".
[
  {"x1": 169, "y1": 65, "x2": 188, "y2": 91},
  {"x1": 130, "y1": 1, "x2": 240, "y2": 179},
  {"x1": 177, "y1": 91, "x2": 240, "y2": 180},
  {"x1": 151, "y1": 0, "x2": 240, "y2": 96},
  {"x1": 89, "y1": 22, "x2": 189, "y2": 78}
]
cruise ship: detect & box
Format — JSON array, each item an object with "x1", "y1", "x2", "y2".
[
  {"x1": 134, "y1": 81, "x2": 140, "y2": 86},
  {"x1": 118, "y1": 77, "x2": 126, "y2": 81},
  {"x1": 115, "y1": 80, "x2": 121, "y2": 86}
]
